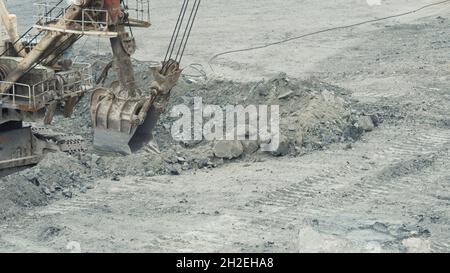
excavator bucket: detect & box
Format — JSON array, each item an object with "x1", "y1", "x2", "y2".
[
  {"x1": 90, "y1": 61, "x2": 181, "y2": 155},
  {"x1": 91, "y1": 114, "x2": 159, "y2": 155},
  {"x1": 90, "y1": 94, "x2": 159, "y2": 155}
]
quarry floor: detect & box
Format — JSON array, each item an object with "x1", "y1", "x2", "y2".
[{"x1": 0, "y1": 0, "x2": 450, "y2": 252}]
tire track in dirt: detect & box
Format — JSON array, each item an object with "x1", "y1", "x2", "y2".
[
  {"x1": 244, "y1": 125, "x2": 450, "y2": 251},
  {"x1": 256, "y1": 126, "x2": 449, "y2": 208}
]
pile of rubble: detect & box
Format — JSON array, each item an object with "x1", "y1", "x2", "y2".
[{"x1": 0, "y1": 59, "x2": 379, "y2": 219}]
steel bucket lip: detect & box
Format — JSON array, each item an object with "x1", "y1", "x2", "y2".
[{"x1": 93, "y1": 128, "x2": 134, "y2": 155}]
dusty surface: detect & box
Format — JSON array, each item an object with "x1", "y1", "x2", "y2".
[{"x1": 0, "y1": 0, "x2": 450, "y2": 252}]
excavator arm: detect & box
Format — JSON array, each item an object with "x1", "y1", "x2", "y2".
[{"x1": 90, "y1": 0, "x2": 200, "y2": 155}]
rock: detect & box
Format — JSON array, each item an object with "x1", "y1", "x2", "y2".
[
  {"x1": 80, "y1": 186, "x2": 88, "y2": 194},
  {"x1": 91, "y1": 154, "x2": 101, "y2": 165},
  {"x1": 163, "y1": 156, "x2": 177, "y2": 164},
  {"x1": 256, "y1": 84, "x2": 269, "y2": 97},
  {"x1": 259, "y1": 89, "x2": 269, "y2": 97},
  {"x1": 163, "y1": 123, "x2": 171, "y2": 130},
  {"x1": 181, "y1": 164, "x2": 192, "y2": 171},
  {"x1": 278, "y1": 90, "x2": 294, "y2": 100},
  {"x1": 180, "y1": 139, "x2": 202, "y2": 148},
  {"x1": 40, "y1": 226, "x2": 62, "y2": 241},
  {"x1": 371, "y1": 222, "x2": 389, "y2": 233},
  {"x1": 111, "y1": 175, "x2": 121, "y2": 181},
  {"x1": 358, "y1": 116, "x2": 375, "y2": 132},
  {"x1": 343, "y1": 125, "x2": 364, "y2": 141},
  {"x1": 197, "y1": 158, "x2": 210, "y2": 168},
  {"x1": 271, "y1": 137, "x2": 290, "y2": 157},
  {"x1": 213, "y1": 140, "x2": 244, "y2": 159},
  {"x1": 288, "y1": 124, "x2": 297, "y2": 132},
  {"x1": 30, "y1": 178, "x2": 40, "y2": 186},
  {"x1": 295, "y1": 133, "x2": 304, "y2": 148},
  {"x1": 370, "y1": 114, "x2": 381, "y2": 127},
  {"x1": 215, "y1": 158, "x2": 224, "y2": 167},
  {"x1": 62, "y1": 189, "x2": 72, "y2": 198},
  {"x1": 42, "y1": 187, "x2": 51, "y2": 195},
  {"x1": 169, "y1": 166, "x2": 181, "y2": 175},
  {"x1": 241, "y1": 140, "x2": 260, "y2": 154}
]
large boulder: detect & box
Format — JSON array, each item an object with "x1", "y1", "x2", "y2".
[
  {"x1": 213, "y1": 140, "x2": 244, "y2": 159},
  {"x1": 357, "y1": 116, "x2": 375, "y2": 132}
]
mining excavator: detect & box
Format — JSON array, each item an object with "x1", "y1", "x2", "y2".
[{"x1": 0, "y1": 0, "x2": 200, "y2": 170}]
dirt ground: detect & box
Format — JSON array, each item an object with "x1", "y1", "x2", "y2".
[{"x1": 0, "y1": 0, "x2": 450, "y2": 252}]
